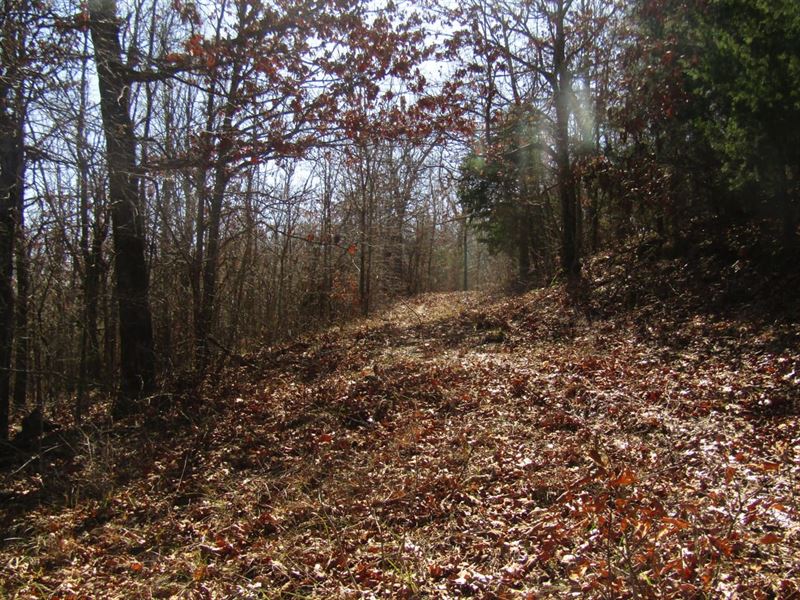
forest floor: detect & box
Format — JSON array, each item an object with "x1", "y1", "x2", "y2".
[{"x1": 1, "y1": 231, "x2": 800, "y2": 599}]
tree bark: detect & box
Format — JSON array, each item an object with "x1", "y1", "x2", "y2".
[
  {"x1": 0, "y1": 84, "x2": 20, "y2": 440},
  {"x1": 11, "y1": 50, "x2": 27, "y2": 411},
  {"x1": 195, "y1": 135, "x2": 232, "y2": 370},
  {"x1": 13, "y1": 178, "x2": 28, "y2": 409},
  {"x1": 88, "y1": 0, "x2": 155, "y2": 415},
  {"x1": 357, "y1": 150, "x2": 374, "y2": 315},
  {"x1": 194, "y1": 58, "x2": 241, "y2": 371},
  {"x1": 0, "y1": 1, "x2": 25, "y2": 436},
  {"x1": 76, "y1": 31, "x2": 103, "y2": 421},
  {"x1": 553, "y1": 1, "x2": 580, "y2": 279}
]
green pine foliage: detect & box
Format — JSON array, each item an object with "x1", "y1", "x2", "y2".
[{"x1": 685, "y1": 0, "x2": 800, "y2": 228}]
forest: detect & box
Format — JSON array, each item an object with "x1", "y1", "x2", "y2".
[{"x1": 1, "y1": 0, "x2": 798, "y2": 597}]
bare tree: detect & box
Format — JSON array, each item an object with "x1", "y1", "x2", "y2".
[{"x1": 88, "y1": 0, "x2": 155, "y2": 415}]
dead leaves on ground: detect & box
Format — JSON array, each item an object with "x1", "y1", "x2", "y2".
[{"x1": 1, "y1": 282, "x2": 799, "y2": 598}]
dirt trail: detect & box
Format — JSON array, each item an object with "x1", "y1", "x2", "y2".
[{"x1": 2, "y1": 289, "x2": 799, "y2": 598}]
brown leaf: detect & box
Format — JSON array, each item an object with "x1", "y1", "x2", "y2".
[
  {"x1": 709, "y1": 535, "x2": 732, "y2": 557},
  {"x1": 724, "y1": 466, "x2": 736, "y2": 483},
  {"x1": 758, "y1": 533, "x2": 782, "y2": 544},
  {"x1": 662, "y1": 517, "x2": 691, "y2": 531},
  {"x1": 610, "y1": 469, "x2": 636, "y2": 487},
  {"x1": 753, "y1": 461, "x2": 781, "y2": 473}
]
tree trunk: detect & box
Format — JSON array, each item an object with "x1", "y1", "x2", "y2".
[
  {"x1": 88, "y1": 0, "x2": 155, "y2": 415},
  {"x1": 13, "y1": 185, "x2": 28, "y2": 409},
  {"x1": 195, "y1": 146, "x2": 230, "y2": 370},
  {"x1": 516, "y1": 210, "x2": 531, "y2": 288},
  {"x1": 191, "y1": 171, "x2": 205, "y2": 367},
  {"x1": 320, "y1": 169, "x2": 334, "y2": 321},
  {"x1": 359, "y1": 201, "x2": 369, "y2": 313},
  {"x1": 227, "y1": 168, "x2": 256, "y2": 350},
  {"x1": 777, "y1": 162, "x2": 797, "y2": 247},
  {"x1": 0, "y1": 0, "x2": 29, "y2": 439},
  {"x1": 11, "y1": 55, "x2": 26, "y2": 411},
  {"x1": 357, "y1": 153, "x2": 374, "y2": 316},
  {"x1": 553, "y1": 3, "x2": 580, "y2": 280},
  {"x1": 195, "y1": 63, "x2": 240, "y2": 372},
  {"x1": 0, "y1": 85, "x2": 20, "y2": 440},
  {"x1": 76, "y1": 31, "x2": 102, "y2": 421}
]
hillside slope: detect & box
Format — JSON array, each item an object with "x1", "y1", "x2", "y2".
[{"x1": 1, "y1": 237, "x2": 799, "y2": 599}]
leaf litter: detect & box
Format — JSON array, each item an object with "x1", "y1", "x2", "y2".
[{"x1": 1, "y1": 238, "x2": 799, "y2": 599}]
